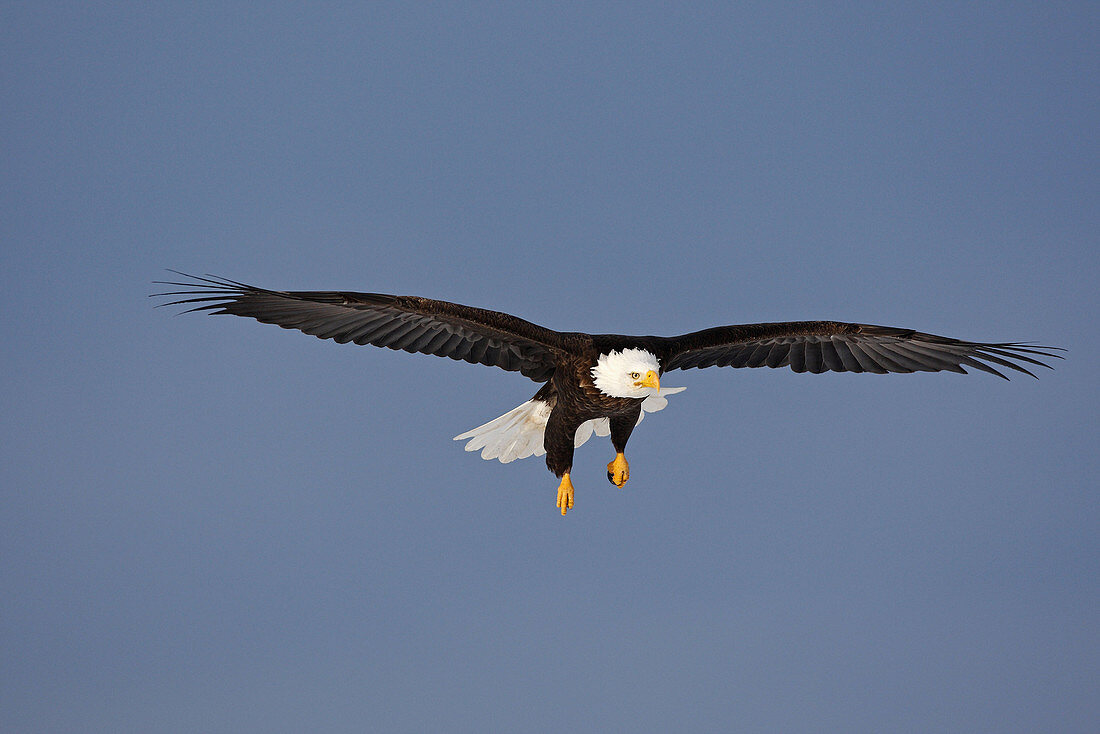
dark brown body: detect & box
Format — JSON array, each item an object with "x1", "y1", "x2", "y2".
[{"x1": 533, "y1": 350, "x2": 645, "y2": 477}]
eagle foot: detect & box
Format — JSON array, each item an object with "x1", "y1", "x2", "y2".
[
  {"x1": 606, "y1": 453, "x2": 630, "y2": 488},
  {"x1": 556, "y1": 473, "x2": 575, "y2": 516}
]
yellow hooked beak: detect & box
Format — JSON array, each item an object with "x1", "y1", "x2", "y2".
[{"x1": 639, "y1": 370, "x2": 660, "y2": 391}]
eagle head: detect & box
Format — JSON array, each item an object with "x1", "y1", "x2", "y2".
[{"x1": 591, "y1": 348, "x2": 661, "y2": 399}]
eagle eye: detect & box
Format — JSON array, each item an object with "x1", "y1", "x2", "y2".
[{"x1": 630, "y1": 371, "x2": 641, "y2": 380}]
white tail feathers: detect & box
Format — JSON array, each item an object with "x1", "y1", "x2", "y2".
[
  {"x1": 453, "y1": 387, "x2": 686, "y2": 464},
  {"x1": 452, "y1": 399, "x2": 552, "y2": 464}
]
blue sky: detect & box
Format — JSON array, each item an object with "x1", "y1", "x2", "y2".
[{"x1": 2, "y1": 3, "x2": 1097, "y2": 732}]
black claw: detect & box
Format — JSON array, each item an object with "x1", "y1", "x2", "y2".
[{"x1": 607, "y1": 471, "x2": 615, "y2": 485}]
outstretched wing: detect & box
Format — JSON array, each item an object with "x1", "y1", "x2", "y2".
[
  {"x1": 154, "y1": 273, "x2": 563, "y2": 381},
  {"x1": 651, "y1": 321, "x2": 1061, "y2": 380}
]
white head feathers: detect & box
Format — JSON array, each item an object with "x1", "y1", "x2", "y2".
[{"x1": 591, "y1": 348, "x2": 662, "y2": 399}]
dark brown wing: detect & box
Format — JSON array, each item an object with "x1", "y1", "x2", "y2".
[
  {"x1": 650, "y1": 321, "x2": 1061, "y2": 380},
  {"x1": 154, "y1": 273, "x2": 563, "y2": 381}
]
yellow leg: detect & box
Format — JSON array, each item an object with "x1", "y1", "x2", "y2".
[
  {"x1": 556, "y1": 473, "x2": 575, "y2": 516},
  {"x1": 606, "y1": 452, "x2": 630, "y2": 488}
]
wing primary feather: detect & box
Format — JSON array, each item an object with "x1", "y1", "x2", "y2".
[
  {"x1": 830, "y1": 339, "x2": 864, "y2": 372},
  {"x1": 966, "y1": 349, "x2": 1039, "y2": 379},
  {"x1": 955, "y1": 355, "x2": 1010, "y2": 380},
  {"x1": 987, "y1": 343, "x2": 1064, "y2": 360},
  {"x1": 870, "y1": 341, "x2": 935, "y2": 372},
  {"x1": 856, "y1": 340, "x2": 917, "y2": 373},
  {"x1": 845, "y1": 342, "x2": 890, "y2": 374},
  {"x1": 886, "y1": 341, "x2": 968, "y2": 373},
  {"x1": 977, "y1": 345, "x2": 1058, "y2": 370}
]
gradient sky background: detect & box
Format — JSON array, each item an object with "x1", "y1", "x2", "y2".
[{"x1": 2, "y1": 3, "x2": 1097, "y2": 732}]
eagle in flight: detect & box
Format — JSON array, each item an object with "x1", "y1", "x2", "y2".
[{"x1": 157, "y1": 273, "x2": 1060, "y2": 515}]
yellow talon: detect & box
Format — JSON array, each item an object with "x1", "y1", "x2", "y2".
[
  {"x1": 556, "y1": 473, "x2": 575, "y2": 516},
  {"x1": 606, "y1": 452, "x2": 630, "y2": 488}
]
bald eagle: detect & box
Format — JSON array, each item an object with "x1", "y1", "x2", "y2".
[{"x1": 156, "y1": 273, "x2": 1060, "y2": 515}]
